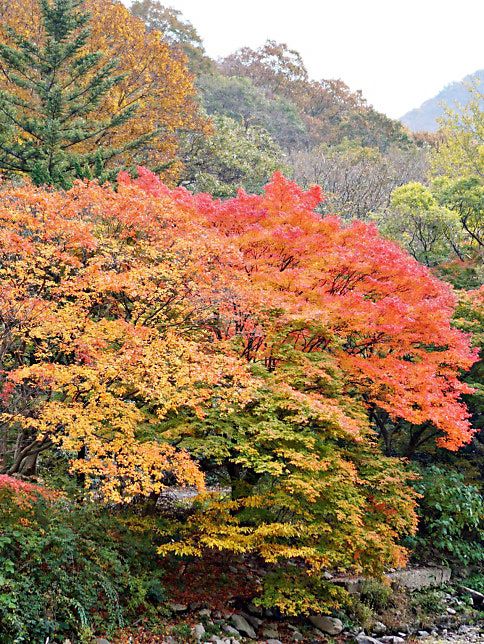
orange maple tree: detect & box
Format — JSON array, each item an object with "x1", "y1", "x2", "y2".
[{"x1": 126, "y1": 168, "x2": 477, "y2": 451}]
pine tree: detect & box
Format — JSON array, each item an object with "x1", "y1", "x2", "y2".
[{"x1": 0, "y1": 0, "x2": 155, "y2": 187}]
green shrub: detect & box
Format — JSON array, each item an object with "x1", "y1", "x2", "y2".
[
  {"x1": 256, "y1": 567, "x2": 350, "y2": 616},
  {"x1": 406, "y1": 466, "x2": 484, "y2": 567},
  {"x1": 345, "y1": 597, "x2": 374, "y2": 629},
  {"x1": 170, "y1": 623, "x2": 193, "y2": 640},
  {"x1": 0, "y1": 477, "x2": 165, "y2": 643},
  {"x1": 463, "y1": 572, "x2": 484, "y2": 594},
  {"x1": 411, "y1": 588, "x2": 446, "y2": 615},
  {"x1": 359, "y1": 579, "x2": 393, "y2": 611}
]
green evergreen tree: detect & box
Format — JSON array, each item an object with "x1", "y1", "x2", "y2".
[{"x1": 0, "y1": 0, "x2": 155, "y2": 187}]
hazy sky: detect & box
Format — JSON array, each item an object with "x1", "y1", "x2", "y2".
[{"x1": 125, "y1": 0, "x2": 483, "y2": 118}]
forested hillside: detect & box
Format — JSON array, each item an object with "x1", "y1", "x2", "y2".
[
  {"x1": 130, "y1": 0, "x2": 425, "y2": 212},
  {"x1": 401, "y1": 69, "x2": 484, "y2": 132},
  {"x1": 0, "y1": 1, "x2": 482, "y2": 643}
]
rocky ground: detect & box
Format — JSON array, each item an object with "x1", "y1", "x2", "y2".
[
  {"x1": 103, "y1": 567, "x2": 483, "y2": 644},
  {"x1": 423, "y1": 625, "x2": 484, "y2": 643},
  {"x1": 109, "y1": 601, "x2": 483, "y2": 644}
]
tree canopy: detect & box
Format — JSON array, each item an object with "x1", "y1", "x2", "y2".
[{"x1": 0, "y1": 0, "x2": 207, "y2": 183}]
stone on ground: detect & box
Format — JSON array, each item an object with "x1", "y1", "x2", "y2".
[{"x1": 308, "y1": 615, "x2": 344, "y2": 635}]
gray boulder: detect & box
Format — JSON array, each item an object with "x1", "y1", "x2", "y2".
[
  {"x1": 242, "y1": 612, "x2": 263, "y2": 628},
  {"x1": 461, "y1": 585, "x2": 484, "y2": 607},
  {"x1": 169, "y1": 602, "x2": 188, "y2": 613},
  {"x1": 262, "y1": 626, "x2": 279, "y2": 638},
  {"x1": 193, "y1": 623, "x2": 206, "y2": 641},
  {"x1": 373, "y1": 621, "x2": 387, "y2": 635},
  {"x1": 309, "y1": 615, "x2": 344, "y2": 635},
  {"x1": 247, "y1": 601, "x2": 264, "y2": 616},
  {"x1": 199, "y1": 608, "x2": 212, "y2": 617},
  {"x1": 388, "y1": 566, "x2": 451, "y2": 590},
  {"x1": 231, "y1": 613, "x2": 257, "y2": 639}
]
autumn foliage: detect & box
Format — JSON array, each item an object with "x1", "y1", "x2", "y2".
[
  {"x1": 0, "y1": 170, "x2": 477, "y2": 611},
  {"x1": 0, "y1": 0, "x2": 206, "y2": 181},
  {"x1": 124, "y1": 167, "x2": 476, "y2": 449}
]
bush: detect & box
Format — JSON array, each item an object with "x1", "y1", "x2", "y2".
[
  {"x1": 411, "y1": 588, "x2": 446, "y2": 616},
  {"x1": 463, "y1": 572, "x2": 484, "y2": 594},
  {"x1": 407, "y1": 466, "x2": 484, "y2": 567},
  {"x1": 0, "y1": 477, "x2": 165, "y2": 643},
  {"x1": 359, "y1": 579, "x2": 393, "y2": 611},
  {"x1": 256, "y1": 567, "x2": 350, "y2": 616}
]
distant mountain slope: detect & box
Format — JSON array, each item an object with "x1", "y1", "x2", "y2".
[{"x1": 400, "y1": 69, "x2": 484, "y2": 132}]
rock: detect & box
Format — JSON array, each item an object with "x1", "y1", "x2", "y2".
[
  {"x1": 95, "y1": 640, "x2": 111, "y2": 644},
  {"x1": 355, "y1": 636, "x2": 382, "y2": 644},
  {"x1": 169, "y1": 602, "x2": 188, "y2": 613},
  {"x1": 461, "y1": 585, "x2": 484, "y2": 606},
  {"x1": 262, "y1": 627, "x2": 279, "y2": 638},
  {"x1": 292, "y1": 632, "x2": 304, "y2": 641},
  {"x1": 241, "y1": 611, "x2": 263, "y2": 628},
  {"x1": 373, "y1": 621, "x2": 387, "y2": 635},
  {"x1": 231, "y1": 613, "x2": 257, "y2": 639},
  {"x1": 266, "y1": 640, "x2": 282, "y2": 644},
  {"x1": 322, "y1": 571, "x2": 333, "y2": 579},
  {"x1": 339, "y1": 566, "x2": 452, "y2": 595},
  {"x1": 388, "y1": 566, "x2": 451, "y2": 591},
  {"x1": 446, "y1": 606, "x2": 456, "y2": 614},
  {"x1": 341, "y1": 576, "x2": 366, "y2": 594},
  {"x1": 193, "y1": 623, "x2": 206, "y2": 641},
  {"x1": 222, "y1": 625, "x2": 240, "y2": 636},
  {"x1": 417, "y1": 631, "x2": 430, "y2": 638},
  {"x1": 199, "y1": 608, "x2": 212, "y2": 618},
  {"x1": 247, "y1": 601, "x2": 264, "y2": 616},
  {"x1": 308, "y1": 615, "x2": 343, "y2": 635},
  {"x1": 381, "y1": 637, "x2": 405, "y2": 644}
]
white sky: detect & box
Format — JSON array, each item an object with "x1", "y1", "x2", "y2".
[{"x1": 124, "y1": 0, "x2": 483, "y2": 118}]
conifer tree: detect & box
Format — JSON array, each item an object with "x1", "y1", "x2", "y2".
[{"x1": 0, "y1": 0, "x2": 155, "y2": 187}]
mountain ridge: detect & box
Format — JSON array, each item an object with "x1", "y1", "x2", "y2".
[{"x1": 400, "y1": 69, "x2": 484, "y2": 132}]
